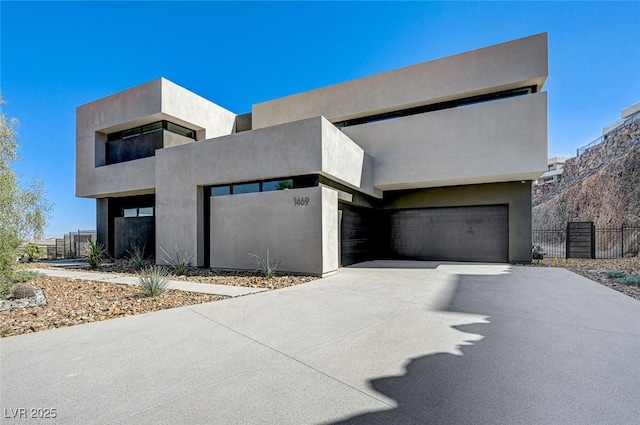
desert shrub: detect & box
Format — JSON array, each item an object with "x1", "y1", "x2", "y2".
[
  {"x1": 159, "y1": 246, "x2": 193, "y2": 276},
  {"x1": 619, "y1": 274, "x2": 640, "y2": 286},
  {"x1": 12, "y1": 270, "x2": 45, "y2": 283},
  {"x1": 249, "y1": 249, "x2": 283, "y2": 279},
  {"x1": 0, "y1": 276, "x2": 13, "y2": 300},
  {"x1": 136, "y1": 266, "x2": 171, "y2": 297},
  {"x1": 605, "y1": 270, "x2": 626, "y2": 279},
  {"x1": 127, "y1": 243, "x2": 148, "y2": 270},
  {"x1": 86, "y1": 240, "x2": 106, "y2": 269},
  {"x1": 23, "y1": 243, "x2": 45, "y2": 262}
]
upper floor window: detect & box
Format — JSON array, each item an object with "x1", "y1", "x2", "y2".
[{"x1": 106, "y1": 120, "x2": 197, "y2": 165}]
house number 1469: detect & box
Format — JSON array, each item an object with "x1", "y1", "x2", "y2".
[{"x1": 294, "y1": 197, "x2": 309, "y2": 206}]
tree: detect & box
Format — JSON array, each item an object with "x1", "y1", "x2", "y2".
[{"x1": 0, "y1": 96, "x2": 52, "y2": 282}]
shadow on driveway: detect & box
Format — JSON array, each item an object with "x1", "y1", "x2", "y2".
[{"x1": 327, "y1": 268, "x2": 640, "y2": 425}]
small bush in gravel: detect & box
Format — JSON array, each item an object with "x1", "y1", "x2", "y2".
[
  {"x1": 159, "y1": 246, "x2": 193, "y2": 276},
  {"x1": 12, "y1": 270, "x2": 45, "y2": 283},
  {"x1": 605, "y1": 270, "x2": 626, "y2": 279},
  {"x1": 136, "y1": 266, "x2": 171, "y2": 297},
  {"x1": 0, "y1": 276, "x2": 13, "y2": 300},
  {"x1": 619, "y1": 274, "x2": 640, "y2": 286},
  {"x1": 86, "y1": 241, "x2": 106, "y2": 269},
  {"x1": 127, "y1": 243, "x2": 148, "y2": 271},
  {"x1": 249, "y1": 249, "x2": 283, "y2": 279}
]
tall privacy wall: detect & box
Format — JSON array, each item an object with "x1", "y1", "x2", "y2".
[{"x1": 533, "y1": 120, "x2": 640, "y2": 228}]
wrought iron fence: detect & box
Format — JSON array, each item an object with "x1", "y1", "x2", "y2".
[
  {"x1": 532, "y1": 228, "x2": 566, "y2": 259},
  {"x1": 533, "y1": 226, "x2": 640, "y2": 259}
]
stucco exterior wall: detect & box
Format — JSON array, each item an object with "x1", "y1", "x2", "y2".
[
  {"x1": 252, "y1": 33, "x2": 547, "y2": 129},
  {"x1": 383, "y1": 181, "x2": 533, "y2": 262},
  {"x1": 210, "y1": 187, "x2": 338, "y2": 276},
  {"x1": 155, "y1": 117, "x2": 374, "y2": 267},
  {"x1": 343, "y1": 93, "x2": 548, "y2": 190},
  {"x1": 76, "y1": 78, "x2": 236, "y2": 198}
]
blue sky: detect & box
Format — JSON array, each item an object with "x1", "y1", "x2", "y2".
[{"x1": 1, "y1": 1, "x2": 639, "y2": 237}]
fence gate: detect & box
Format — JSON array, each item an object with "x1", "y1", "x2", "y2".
[{"x1": 566, "y1": 222, "x2": 595, "y2": 259}]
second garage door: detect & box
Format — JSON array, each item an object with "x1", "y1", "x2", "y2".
[{"x1": 385, "y1": 205, "x2": 509, "y2": 263}]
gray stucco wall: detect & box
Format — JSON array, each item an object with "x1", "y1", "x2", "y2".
[
  {"x1": 210, "y1": 186, "x2": 338, "y2": 276},
  {"x1": 382, "y1": 181, "x2": 533, "y2": 262}
]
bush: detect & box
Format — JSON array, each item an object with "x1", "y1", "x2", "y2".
[
  {"x1": 619, "y1": 274, "x2": 640, "y2": 286},
  {"x1": 23, "y1": 243, "x2": 45, "y2": 262},
  {"x1": 605, "y1": 270, "x2": 626, "y2": 279},
  {"x1": 86, "y1": 240, "x2": 106, "y2": 269},
  {"x1": 0, "y1": 270, "x2": 44, "y2": 300},
  {"x1": 249, "y1": 249, "x2": 283, "y2": 279},
  {"x1": 127, "y1": 243, "x2": 148, "y2": 271},
  {"x1": 0, "y1": 276, "x2": 13, "y2": 300},
  {"x1": 12, "y1": 270, "x2": 45, "y2": 283},
  {"x1": 136, "y1": 266, "x2": 171, "y2": 297},
  {"x1": 159, "y1": 246, "x2": 193, "y2": 276}
]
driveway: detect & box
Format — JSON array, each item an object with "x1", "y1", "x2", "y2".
[{"x1": 1, "y1": 262, "x2": 639, "y2": 424}]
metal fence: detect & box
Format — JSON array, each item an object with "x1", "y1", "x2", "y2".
[
  {"x1": 45, "y1": 230, "x2": 97, "y2": 260},
  {"x1": 576, "y1": 109, "x2": 640, "y2": 156},
  {"x1": 532, "y1": 228, "x2": 567, "y2": 259},
  {"x1": 533, "y1": 226, "x2": 640, "y2": 259}
]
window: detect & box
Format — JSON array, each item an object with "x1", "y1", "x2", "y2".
[
  {"x1": 211, "y1": 186, "x2": 231, "y2": 197},
  {"x1": 262, "y1": 179, "x2": 293, "y2": 192},
  {"x1": 167, "y1": 122, "x2": 196, "y2": 139},
  {"x1": 122, "y1": 207, "x2": 154, "y2": 217},
  {"x1": 142, "y1": 122, "x2": 162, "y2": 134},
  {"x1": 210, "y1": 176, "x2": 317, "y2": 197},
  {"x1": 233, "y1": 182, "x2": 260, "y2": 195},
  {"x1": 122, "y1": 127, "x2": 142, "y2": 139},
  {"x1": 107, "y1": 120, "x2": 196, "y2": 142},
  {"x1": 138, "y1": 207, "x2": 154, "y2": 217}
]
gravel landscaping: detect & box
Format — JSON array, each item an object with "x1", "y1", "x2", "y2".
[
  {"x1": 0, "y1": 261, "x2": 317, "y2": 338},
  {"x1": 530, "y1": 257, "x2": 640, "y2": 301}
]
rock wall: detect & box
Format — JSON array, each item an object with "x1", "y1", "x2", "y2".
[{"x1": 533, "y1": 120, "x2": 640, "y2": 228}]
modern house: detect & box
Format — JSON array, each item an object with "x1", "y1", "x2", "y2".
[
  {"x1": 534, "y1": 156, "x2": 571, "y2": 186},
  {"x1": 76, "y1": 33, "x2": 548, "y2": 276}
]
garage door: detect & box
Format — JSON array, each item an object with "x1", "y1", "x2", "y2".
[{"x1": 386, "y1": 205, "x2": 509, "y2": 263}]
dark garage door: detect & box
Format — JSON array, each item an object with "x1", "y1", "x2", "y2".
[{"x1": 386, "y1": 205, "x2": 509, "y2": 263}]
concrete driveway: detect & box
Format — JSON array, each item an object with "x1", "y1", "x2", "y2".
[{"x1": 1, "y1": 262, "x2": 639, "y2": 424}]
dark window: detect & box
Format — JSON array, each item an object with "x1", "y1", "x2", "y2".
[
  {"x1": 105, "y1": 120, "x2": 197, "y2": 165},
  {"x1": 142, "y1": 122, "x2": 163, "y2": 134},
  {"x1": 122, "y1": 127, "x2": 142, "y2": 139},
  {"x1": 167, "y1": 122, "x2": 195, "y2": 139}
]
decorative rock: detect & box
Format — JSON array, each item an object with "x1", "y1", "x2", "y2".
[
  {"x1": 0, "y1": 286, "x2": 47, "y2": 311},
  {"x1": 12, "y1": 284, "x2": 37, "y2": 299}
]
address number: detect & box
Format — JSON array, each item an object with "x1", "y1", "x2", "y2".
[{"x1": 294, "y1": 197, "x2": 310, "y2": 206}]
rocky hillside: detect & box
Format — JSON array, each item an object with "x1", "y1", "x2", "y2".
[{"x1": 532, "y1": 120, "x2": 640, "y2": 228}]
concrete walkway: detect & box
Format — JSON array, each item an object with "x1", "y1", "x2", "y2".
[
  {"x1": 2, "y1": 262, "x2": 640, "y2": 424},
  {"x1": 24, "y1": 267, "x2": 268, "y2": 297}
]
